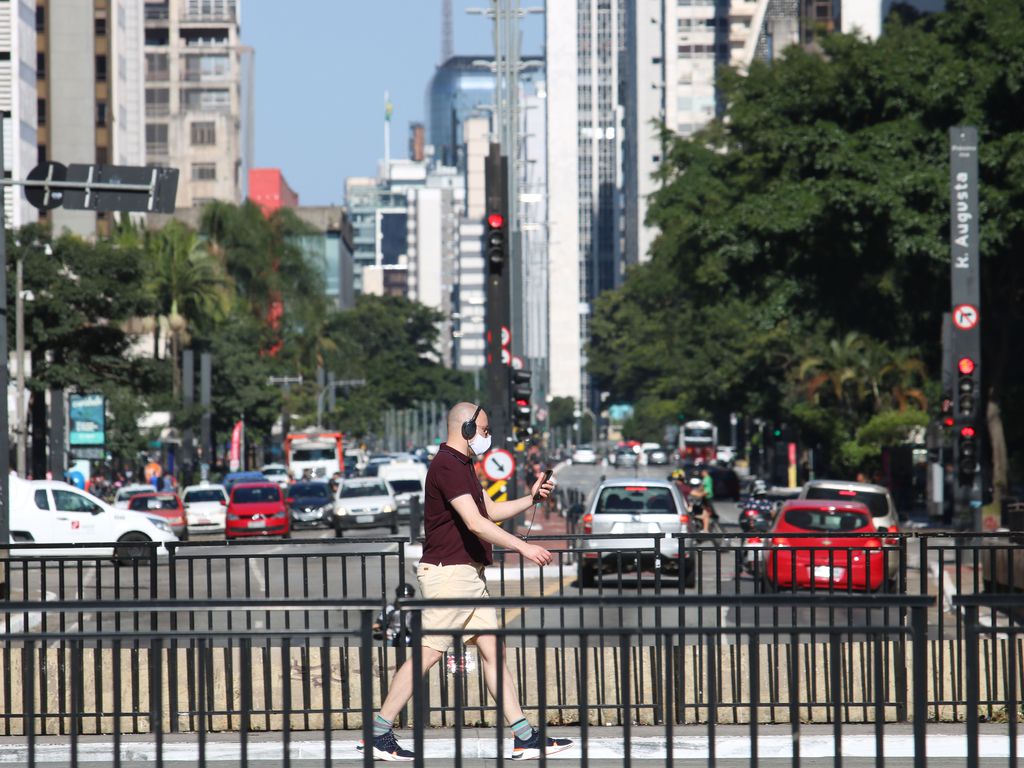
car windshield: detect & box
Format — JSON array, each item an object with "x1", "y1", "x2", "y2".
[
  {"x1": 233, "y1": 487, "x2": 281, "y2": 504},
  {"x1": 130, "y1": 496, "x2": 178, "y2": 511},
  {"x1": 118, "y1": 488, "x2": 151, "y2": 500},
  {"x1": 805, "y1": 488, "x2": 889, "y2": 519},
  {"x1": 340, "y1": 483, "x2": 389, "y2": 498},
  {"x1": 783, "y1": 508, "x2": 869, "y2": 532},
  {"x1": 292, "y1": 448, "x2": 336, "y2": 461},
  {"x1": 389, "y1": 479, "x2": 422, "y2": 494},
  {"x1": 596, "y1": 486, "x2": 676, "y2": 515},
  {"x1": 290, "y1": 483, "x2": 330, "y2": 498},
  {"x1": 184, "y1": 489, "x2": 226, "y2": 503}
]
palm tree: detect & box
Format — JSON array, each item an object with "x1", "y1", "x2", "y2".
[
  {"x1": 796, "y1": 332, "x2": 869, "y2": 414},
  {"x1": 146, "y1": 221, "x2": 229, "y2": 397}
]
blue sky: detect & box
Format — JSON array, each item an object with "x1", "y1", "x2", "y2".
[{"x1": 243, "y1": 1, "x2": 543, "y2": 206}]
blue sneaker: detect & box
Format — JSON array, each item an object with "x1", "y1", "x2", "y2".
[
  {"x1": 511, "y1": 728, "x2": 574, "y2": 760},
  {"x1": 356, "y1": 731, "x2": 415, "y2": 762}
]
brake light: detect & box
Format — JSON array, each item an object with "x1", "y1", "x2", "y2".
[
  {"x1": 679, "y1": 514, "x2": 690, "y2": 527},
  {"x1": 744, "y1": 509, "x2": 756, "y2": 517},
  {"x1": 582, "y1": 513, "x2": 593, "y2": 534},
  {"x1": 838, "y1": 490, "x2": 857, "y2": 496},
  {"x1": 623, "y1": 486, "x2": 649, "y2": 492}
]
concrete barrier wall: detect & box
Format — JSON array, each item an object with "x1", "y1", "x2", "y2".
[{"x1": 0, "y1": 638, "x2": 1020, "y2": 735}]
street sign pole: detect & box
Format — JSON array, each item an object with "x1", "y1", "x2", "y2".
[{"x1": 949, "y1": 126, "x2": 982, "y2": 529}]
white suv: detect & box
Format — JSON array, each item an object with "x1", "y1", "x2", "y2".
[
  {"x1": 578, "y1": 478, "x2": 695, "y2": 588},
  {"x1": 798, "y1": 480, "x2": 899, "y2": 530}
]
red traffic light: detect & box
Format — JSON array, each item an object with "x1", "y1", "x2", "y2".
[
  {"x1": 958, "y1": 357, "x2": 975, "y2": 375},
  {"x1": 943, "y1": 417, "x2": 955, "y2": 427},
  {"x1": 960, "y1": 426, "x2": 976, "y2": 438},
  {"x1": 487, "y1": 213, "x2": 504, "y2": 229}
]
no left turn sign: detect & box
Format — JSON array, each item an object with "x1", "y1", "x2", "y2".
[{"x1": 953, "y1": 304, "x2": 978, "y2": 331}]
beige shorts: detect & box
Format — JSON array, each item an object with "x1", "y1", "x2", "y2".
[{"x1": 416, "y1": 562, "x2": 499, "y2": 652}]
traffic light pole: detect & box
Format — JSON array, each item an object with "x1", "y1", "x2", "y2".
[{"x1": 949, "y1": 127, "x2": 982, "y2": 529}]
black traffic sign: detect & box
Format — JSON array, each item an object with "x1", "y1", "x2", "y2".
[{"x1": 25, "y1": 162, "x2": 68, "y2": 210}]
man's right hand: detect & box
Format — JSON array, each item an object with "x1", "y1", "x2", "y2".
[{"x1": 519, "y1": 542, "x2": 553, "y2": 566}]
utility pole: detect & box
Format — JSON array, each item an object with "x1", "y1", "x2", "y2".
[{"x1": 485, "y1": 145, "x2": 512, "y2": 456}]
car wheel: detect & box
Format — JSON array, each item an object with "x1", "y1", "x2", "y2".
[
  {"x1": 115, "y1": 532, "x2": 152, "y2": 565},
  {"x1": 579, "y1": 562, "x2": 598, "y2": 588}
]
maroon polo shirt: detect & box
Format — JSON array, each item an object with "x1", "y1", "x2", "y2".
[{"x1": 420, "y1": 443, "x2": 492, "y2": 566}]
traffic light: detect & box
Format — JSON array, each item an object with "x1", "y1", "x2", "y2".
[
  {"x1": 956, "y1": 356, "x2": 976, "y2": 419},
  {"x1": 957, "y1": 425, "x2": 978, "y2": 484},
  {"x1": 940, "y1": 396, "x2": 954, "y2": 428},
  {"x1": 486, "y1": 212, "x2": 506, "y2": 272},
  {"x1": 510, "y1": 369, "x2": 532, "y2": 441}
]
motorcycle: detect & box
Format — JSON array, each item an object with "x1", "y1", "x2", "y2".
[{"x1": 738, "y1": 501, "x2": 774, "y2": 575}]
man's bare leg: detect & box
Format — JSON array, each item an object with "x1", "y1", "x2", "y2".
[
  {"x1": 474, "y1": 634, "x2": 527, "y2": 724},
  {"x1": 379, "y1": 646, "x2": 445, "y2": 722}
]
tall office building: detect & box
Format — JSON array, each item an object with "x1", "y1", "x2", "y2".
[
  {"x1": 37, "y1": 0, "x2": 145, "y2": 236},
  {"x1": 143, "y1": 0, "x2": 251, "y2": 209},
  {"x1": 546, "y1": 1, "x2": 626, "y2": 407},
  {"x1": 1, "y1": 0, "x2": 37, "y2": 229}
]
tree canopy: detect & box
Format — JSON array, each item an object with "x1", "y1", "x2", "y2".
[{"x1": 588, "y1": 0, "x2": 1024, "y2": 485}]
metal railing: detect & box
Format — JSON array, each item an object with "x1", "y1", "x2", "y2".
[{"x1": 0, "y1": 594, "x2": 937, "y2": 768}]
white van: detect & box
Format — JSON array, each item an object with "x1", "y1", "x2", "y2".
[
  {"x1": 377, "y1": 461, "x2": 427, "y2": 519},
  {"x1": 8, "y1": 477, "x2": 178, "y2": 561}
]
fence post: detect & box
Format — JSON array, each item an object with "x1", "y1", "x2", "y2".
[
  {"x1": 360, "y1": 611, "x2": 375, "y2": 768},
  {"x1": 911, "y1": 603, "x2": 929, "y2": 768},
  {"x1": 408, "y1": 496, "x2": 421, "y2": 544},
  {"x1": 963, "y1": 603, "x2": 979, "y2": 768}
]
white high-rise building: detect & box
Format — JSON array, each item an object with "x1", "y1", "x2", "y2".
[
  {"x1": 0, "y1": 0, "x2": 37, "y2": 229},
  {"x1": 545, "y1": 1, "x2": 626, "y2": 406},
  {"x1": 143, "y1": 0, "x2": 251, "y2": 209}
]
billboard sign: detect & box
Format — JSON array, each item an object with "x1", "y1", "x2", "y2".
[{"x1": 69, "y1": 394, "x2": 106, "y2": 446}]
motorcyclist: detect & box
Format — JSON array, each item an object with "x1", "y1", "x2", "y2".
[
  {"x1": 741, "y1": 480, "x2": 775, "y2": 518},
  {"x1": 687, "y1": 476, "x2": 716, "y2": 533}
]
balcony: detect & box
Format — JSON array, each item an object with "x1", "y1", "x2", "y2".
[
  {"x1": 146, "y1": 104, "x2": 170, "y2": 117},
  {"x1": 144, "y1": 4, "x2": 169, "y2": 22},
  {"x1": 145, "y1": 69, "x2": 170, "y2": 82}
]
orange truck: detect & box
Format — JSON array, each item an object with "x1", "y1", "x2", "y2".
[{"x1": 284, "y1": 431, "x2": 344, "y2": 480}]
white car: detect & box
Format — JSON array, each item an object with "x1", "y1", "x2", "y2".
[
  {"x1": 181, "y1": 483, "x2": 229, "y2": 533},
  {"x1": 113, "y1": 483, "x2": 158, "y2": 509},
  {"x1": 571, "y1": 446, "x2": 598, "y2": 465},
  {"x1": 260, "y1": 464, "x2": 291, "y2": 488},
  {"x1": 798, "y1": 480, "x2": 898, "y2": 531},
  {"x1": 8, "y1": 478, "x2": 178, "y2": 561},
  {"x1": 378, "y1": 461, "x2": 427, "y2": 518},
  {"x1": 333, "y1": 478, "x2": 399, "y2": 534},
  {"x1": 716, "y1": 445, "x2": 737, "y2": 465}
]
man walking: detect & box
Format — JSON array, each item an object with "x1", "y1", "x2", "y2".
[{"x1": 360, "y1": 402, "x2": 574, "y2": 761}]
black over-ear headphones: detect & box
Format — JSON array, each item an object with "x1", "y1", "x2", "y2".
[{"x1": 461, "y1": 406, "x2": 481, "y2": 440}]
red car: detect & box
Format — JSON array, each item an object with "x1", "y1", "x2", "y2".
[
  {"x1": 764, "y1": 501, "x2": 887, "y2": 592},
  {"x1": 225, "y1": 482, "x2": 290, "y2": 539},
  {"x1": 127, "y1": 492, "x2": 188, "y2": 539}
]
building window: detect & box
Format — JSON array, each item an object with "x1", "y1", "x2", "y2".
[
  {"x1": 96, "y1": 101, "x2": 107, "y2": 127},
  {"x1": 95, "y1": 15, "x2": 107, "y2": 36},
  {"x1": 146, "y1": 52, "x2": 169, "y2": 81},
  {"x1": 37, "y1": 99, "x2": 45, "y2": 125},
  {"x1": 182, "y1": 88, "x2": 230, "y2": 112},
  {"x1": 190, "y1": 121, "x2": 216, "y2": 146},
  {"x1": 95, "y1": 55, "x2": 108, "y2": 82},
  {"x1": 36, "y1": 5, "x2": 45, "y2": 32},
  {"x1": 96, "y1": 146, "x2": 108, "y2": 165},
  {"x1": 146, "y1": 88, "x2": 170, "y2": 117},
  {"x1": 191, "y1": 162, "x2": 216, "y2": 181},
  {"x1": 146, "y1": 124, "x2": 169, "y2": 154},
  {"x1": 36, "y1": 52, "x2": 45, "y2": 80}
]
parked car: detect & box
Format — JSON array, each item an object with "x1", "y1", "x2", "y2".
[
  {"x1": 799, "y1": 479, "x2": 899, "y2": 530},
  {"x1": 378, "y1": 461, "x2": 427, "y2": 519},
  {"x1": 286, "y1": 481, "x2": 334, "y2": 529},
  {"x1": 572, "y1": 445, "x2": 598, "y2": 465},
  {"x1": 223, "y1": 471, "x2": 267, "y2": 492},
  {"x1": 644, "y1": 446, "x2": 670, "y2": 466},
  {"x1": 763, "y1": 501, "x2": 892, "y2": 592},
  {"x1": 260, "y1": 463, "x2": 291, "y2": 488},
  {"x1": 225, "y1": 482, "x2": 290, "y2": 539},
  {"x1": 613, "y1": 447, "x2": 639, "y2": 469},
  {"x1": 333, "y1": 478, "x2": 399, "y2": 534},
  {"x1": 127, "y1": 493, "x2": 188, "y2": 539},
  {"x1": 181, "y1": 483, "x2": 228, "y2": 533},
  {"x1": 9, "y1": 477, "x2": 177, "y2": 562},
  {"x1": 113, "y1": 483, "x2": 158, "y2": 509},
  {"x1": 578, "y1": 479, "x2": 695, "y2": 588}
]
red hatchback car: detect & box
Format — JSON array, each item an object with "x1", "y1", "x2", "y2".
[
  {"x1": 225, "y1": 482, "x2": 290, "y2": 539},
  {"x1": 764, "y1": 501, "x2": 887, "y2": 592}
]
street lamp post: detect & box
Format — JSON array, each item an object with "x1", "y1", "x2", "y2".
[{"x1": 316, "y1": 379, "x2": 366, "y2": 430}]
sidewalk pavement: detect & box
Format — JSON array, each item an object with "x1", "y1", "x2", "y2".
[{"x1": 0, "y1": 724, "x2": 1018, "y2": 766}]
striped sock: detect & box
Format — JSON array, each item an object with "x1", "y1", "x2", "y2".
[
  {"x1": 511, "y1": 718, "x2": 533, "y2": 741},
  {"x1": 373, "y1": 714, "x2": 393, "y2": 738}
]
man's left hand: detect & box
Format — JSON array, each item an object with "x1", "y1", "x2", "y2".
[{"x1": 531, "y1": 474, "x2": 555, "y2": 501}]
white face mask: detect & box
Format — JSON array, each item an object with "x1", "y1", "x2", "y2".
[{"x1": 468, "y1": 432, "x2": 492, "y2": 455}]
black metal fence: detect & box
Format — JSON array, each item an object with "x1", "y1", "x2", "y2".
[{"x1": 2, "y1": 533, "x2": 1024, "y2": 737}]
